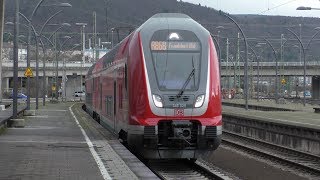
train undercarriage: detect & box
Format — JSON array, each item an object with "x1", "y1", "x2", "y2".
[{"x1": 127, "y1": 120, "x2": 221, "y2": 159}]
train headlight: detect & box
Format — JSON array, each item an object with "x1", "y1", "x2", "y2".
[
  {"x1": 194, "y1": 95, "x2": 205, "y2": 108},
  {"x1": 152, "y1": 94, "x2": 163, "y2": 108}
]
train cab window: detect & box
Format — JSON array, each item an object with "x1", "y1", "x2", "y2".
[{"x1": 150, "y1": 30, "x2": 202, "y2": 91}]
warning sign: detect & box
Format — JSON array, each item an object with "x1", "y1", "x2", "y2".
[{"x1": 24, "y1": 67, "x2": 33, "y2": 77}]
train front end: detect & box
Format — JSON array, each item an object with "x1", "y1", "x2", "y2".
[{"x1": 128, "y1": 13, "x2": 222, "y2": 159}]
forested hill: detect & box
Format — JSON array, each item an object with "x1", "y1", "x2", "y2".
[
  {"x1": 5, "y1": 0, "x2": 320, "y2": 61},
  {"x1": 5, "y1": 0, "x2": 320, "y2": 35}
]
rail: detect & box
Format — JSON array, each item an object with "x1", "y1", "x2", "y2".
[
  {"x1": 222, "y1": 131, "x2": 320, "y2": 178},
  {"x1": 146, "y1": 159, "x2": 230, "y2": 180}
]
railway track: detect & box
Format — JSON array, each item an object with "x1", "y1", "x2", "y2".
[
  {"x1": 80, "y1": 105, "x2": 235, "y2": 179},
  {"x1": 222, "y1": 131, "x2": 320, "y2": 177},
  {"x1": 146, "y1": 159, "x2": 233, "y2": 180}
]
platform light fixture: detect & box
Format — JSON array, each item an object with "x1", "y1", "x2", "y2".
[{"x1": 296, "y1": 6, "x2": 320, "y2": 10}]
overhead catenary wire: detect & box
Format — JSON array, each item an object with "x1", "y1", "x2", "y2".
[{"x1": 260, "y1": 0, "x2": 299, "y2": 14}]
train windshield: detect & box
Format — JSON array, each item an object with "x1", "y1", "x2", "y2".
[{"x1": 150, "y1": 30, "x2": 201, "y2": 91}]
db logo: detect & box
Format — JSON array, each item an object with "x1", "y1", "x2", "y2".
[{"x1": 174, "y1": 109, "x2": 184, "y2": 116}]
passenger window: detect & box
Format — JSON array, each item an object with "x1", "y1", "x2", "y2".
[{"x1": 105, "y1": 96, "x2": 113, "y2": 116}]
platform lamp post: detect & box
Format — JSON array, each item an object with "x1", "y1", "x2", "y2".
[
  {"x1": 8, "y1": 20, "x2": 60, "y2": 106},
  {"x1": 75, "y1": 23, "x2": 87, "y2": 96},
  {"x1": 59, "y1": 43, "x2": 81, "y2": 101},
  {"x1": 61, "y1": 43, "x2": 82, "y2": 101},
  {"x1": 46, "y1": 23, "x2": 72, "y2": 100},
  {"x1": 263, "y1": 38, "x2": 279, "y2": 104},
  {"x1": 36, "y1": 11, "x2": 65, "y2": 108},
  {"x1": 219, "y1": 11, "x2": 249, "y2": 110},
  {"x1": 280, "y1": 34, "x2": 302, "y2": 96},
  {"x1": 40, "y1": 26, "x2": 70, "y2": 99},
  {"x1": 48, "y1": 23, "x2": 72, "y2": 40},
  {"x1": 279, "y1": 35, "x2": 300, "y2": 96},
  {"x1": 248, "y1": 45, "x2": 258, "y2": 99},
  {"x1": 0, "y1": 0, "x2": 4, "y2": 103},
  {"x1": 42, "y1": 22, "x2": 71, "y2": 104},
  {"x1": 12, "y1": 0, "x2": 19, "y2": 118},
  {"x1": 280, "y1": 34, "x2": 285, "y2": 94},
  {"x1": 255, "y1": 42, "x2": 266, "y2": 102},
  {"x1": 228, "y1": 56, "x2": 236, "y2": 90},
  {"x1": 38, "y1": 38, "x2": 48, "y2": 105},
  {"x1": 55, "y1": 35, "x2": 72, "y2": 100},
  {"x1": 19, "y1": 11, "x2": 64, "y2": 109},
  {"x1": 41, "y1": 23, "x2": 71, "y2": 106},
  {"x1": 111, "y1": 28, "x2": 115, "y2": 48},
  {"x1": 25, "y1": 1, "x2": 71, "y2": 110},
  {"x1": 296, "y1": 6, "x2": 316, "y2": 101},
  {"x1": 287, "y1": 27, "x2": 320, "y2": 106},
  {"x1": 216, "y1": 26, "x2": 224, "y2": 80},
  {"x1": 305, "y1": 27, "x2": 320, "y2": 53},
  {"x1": 287, "y1": 29, "x2": 306, "y2": 106},
  {"x1": 5, "y1": 25, "x2": 26, "y2": 117}
]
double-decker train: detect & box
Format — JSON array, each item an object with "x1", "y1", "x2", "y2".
[{"x1": 85, "y1": 13, "x2": 222, "y2": 160}]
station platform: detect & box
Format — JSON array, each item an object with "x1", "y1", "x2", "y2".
[
  {"x1": 0, "y1": 102, "x2": 158, "y2": 180},
  {"x1": 222, "y1": 99, "x2": 320, "y2": 130}
]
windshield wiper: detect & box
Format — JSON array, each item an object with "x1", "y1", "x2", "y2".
[{"x1": 176, "y1": 68, "x2": 195, "y2": 98}]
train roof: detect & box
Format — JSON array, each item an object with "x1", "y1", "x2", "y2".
[
  {"x1": 86, "y1": 13, "x2": 209, "y2": 78},
  {"x1": 150, "y1": 13, "x2": 191, "y2": 19},
  {"x1": 138, "y1": 13, "x2": 209, "y2": 37}
]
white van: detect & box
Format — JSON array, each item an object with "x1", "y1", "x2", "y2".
[{"x1": 74, "y1": 91, "x2": 85, "y2": 97}]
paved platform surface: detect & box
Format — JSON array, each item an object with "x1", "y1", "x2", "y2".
[
  {"x1": 223, "y1": 99, "x2": 320, "y2": 130},
  {"x1": 0, "y1": 102, "x2": 157, "y2": 180}
]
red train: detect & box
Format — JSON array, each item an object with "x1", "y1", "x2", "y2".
[{"x1": 85, "y1": 13, "x2": 222, "y2": 160}]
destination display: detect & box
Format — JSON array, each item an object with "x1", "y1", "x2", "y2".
[{"x1": 151, "y1": 41, "x2": 200, "y2": 51}]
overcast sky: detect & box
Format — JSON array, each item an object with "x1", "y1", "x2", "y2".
[{"x1": 183, "y1": 0, "x2": 320, "y2": 17}]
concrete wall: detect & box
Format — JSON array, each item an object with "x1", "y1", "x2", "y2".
[{"x1": 223, "y1": 115, "x2": 320, "y2": 156}]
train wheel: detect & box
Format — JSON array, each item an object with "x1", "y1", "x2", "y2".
[
  {"x1": 189, "y1": 158, "x2": 197, "y2": 163},
  {"x1": 96, "y1": 114, "x2": 100, "y2": 124},
  {"x1": 119, "y1": 130, "x2": 128, "y2": 145},
  {"x1": 82, "y1": 104, "x2": 86, "y2": 111}
]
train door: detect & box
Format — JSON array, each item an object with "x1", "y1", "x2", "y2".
[
  {"x1": 113, "y1": 80, "x2": 117, "y2": 132},
  {"x1": 99, "y1": 83, "x2": 102, "y2": 111}
]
